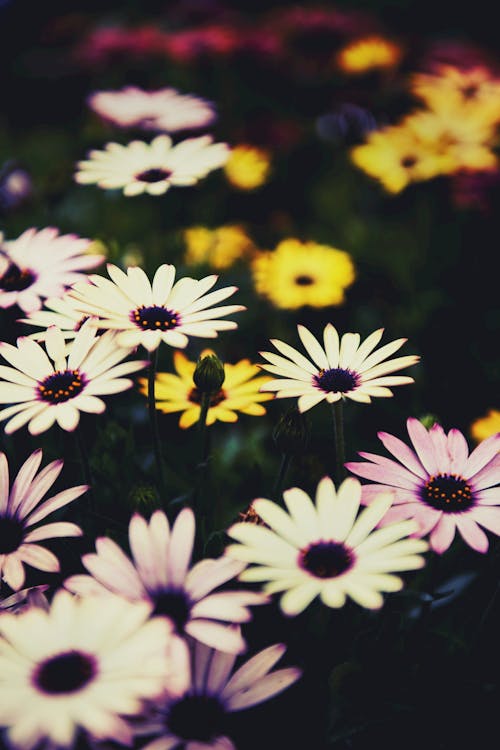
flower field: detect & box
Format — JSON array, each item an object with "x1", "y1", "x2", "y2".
[{"x1": 0, "y1": 1, "x2": 498, "y2": 749}]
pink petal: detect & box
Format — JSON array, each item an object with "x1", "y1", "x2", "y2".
[
  {"x1": 8, "y1": 449, "x2": 43, "y2": 515},
  {"x1": 464, "y1": 432, "x2": 500, "y2": 479},
  {"x1": 24, "y1": 485, "x2": 88, "y2": 525},
  {"x1": 406, "y1": 418, "x2": 439, "y2": 475},
  {"x1": 377, "y1": 431, "x2": 427, "y2": 478},
  {"x1": 429, "y1": 423, "x2": 451, "y2": 473},
  {"x1": 470, "y1": 454, "x2": 500, "y2": 491},
  {"x1": 472, "y1": 507, "x2": 500, "y2": 536},
  {"x1": 429, "y1": 515, "x2": 455, "y2": 553},
  {"x1": 16, "y1": 459, "x2": 64, "y2": 519},
  {"x1": 476, "y1": 487, "x2": 500, "y2": 505},
  {"x1": 23, "y1": 522, "x2": 82, "y2": 542},
  {"x1": 359, "y1": 484, "x2": 418, "y2": 506},
  {"x1": 454, "y1": 516, "x2": 489, "y2": 553},
  {"x1": 167, "y1": 508, "x2": 195, "y2": 587},
  {"x1": 185, "y1": 620, "x2": 246, "y2": 654},
  {"x1": 2, "y1": 554, "x2": 26, "y2": 590},
  {"x1": 129, "y1": 514, "x2": 161, "y2": 591},
  {"x1": 17, "y1": 544, "x2": 60, "y2": 572},
  {"x1": 447, "y1": 429, "x2": 469, "y2": 473},
  {"x1": 186, "y1": 557, "x2": 245, "y2": 601},
  {"x1": 345, "y1": 460, "x2": 421, "y2": 490},
  {"x1": 0, "y1": 452, "x2": 9, "y2": 513}
]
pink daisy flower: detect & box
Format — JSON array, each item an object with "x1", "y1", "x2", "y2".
[
  {"x1": 88, "y1": 86, "x2": 216, "y2": 132},
  {"x1": 0, "y1": 227, "x2": 104, "y2": 313},
  {"x1": 65, "y1": 508, "x2": 266, "y2": 653},
  {"x1": 0, "y1": 449, "x2": 86, "y2": 590},
  {"x1": 346, "y1": 417, "x2": 500, "y2": 553}
]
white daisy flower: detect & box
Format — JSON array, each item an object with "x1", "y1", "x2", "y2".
[
  {"x1": 0, "y1": 590, "x2": 181, "y2": 749},
  {"x1": 0, "y1": 320, "x2": 148, "y2": 434},
  {"x1": 259, "y1": 324, "x2": 419, "y2": 412},
  {"x1": 0, "y1": 227, "x2": 104, "y2": 314},
  {"x1": 65, "y1": 508, "x2": 267, "y2": 654},
  {"x1": 139, "y1": 636, "x2": 301, "y2": 750},
  {"x1": 18, "y1": 294, "x2": 97, "y2": 341},
  {"x1": 0, "y1": 448, "x2": 86, "y2": 590},
  {"x1": 74, "y1": 134, "x2": 229, "y2": 197},
  {"x1": 226, "y1": 476, "x2": 428, "y2": 615},
  {"x1": 66, "y1": 263, "x2": 244, "y2": 351},
  {"x1": 88, "y1": 86, "x2": 216, "y2": 132}
]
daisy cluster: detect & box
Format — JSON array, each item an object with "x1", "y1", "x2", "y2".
[{"x1": 0, "y1": 6, "x2": 499, "y2": 750}]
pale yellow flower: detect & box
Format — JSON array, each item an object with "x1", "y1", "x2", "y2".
[
  {"x1": 337, "y1": 36, "x2": 401, "y2": 74},
  {"x1": 183, "y1": 225, "x2": 255, "y2": 269},
  {"x1": 224, "y1": 145, "x2": 271, "y2": 190}
]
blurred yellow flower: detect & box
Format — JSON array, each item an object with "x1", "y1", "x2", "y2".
[
  {"x1": 251, "y1": 238, "x2": 355, "y2": 309},
  {"x1": 470, "y1": 409, "x2": 500, "y2": 443},
  {"x1": 403, "y1": 110, "x2": 497, "y2": 173},
  {"x1": 337, "y1": 36, "x2": 401, "y2": 74},
  {"x1": 139, "y1": 349, "x2": 274, "y2": 428},
  {"x1": 411, "y1": 66, "x2": 500, "y2": 124},
  {"x1": 351, "y1": 125, "x2": 445, "y2": 193},
  {"x1": 183, "y1": 225, "x2": 255, "y2": 269},
  {"x1": 224, "y1": 145, "x2": 271, "y2": 190}
]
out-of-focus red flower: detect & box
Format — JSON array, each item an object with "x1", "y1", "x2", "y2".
[
  {"x1": 163, "y1": 24, "x2": 241, "y2": 62},
  {"x1": 419, "y1": 39, "x2": 496, "y2": 74},
  {"x1": 451, "y1": 168, "x2": 500, "y2": 213},
  {"x1": 74, "y1": 25, "x2": 170, "y2": 65}
]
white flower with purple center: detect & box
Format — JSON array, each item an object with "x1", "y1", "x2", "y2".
[
  {"x1": 0, "y1": 591, "x2": 180, "y2": 749},
  {"x1": 346, "y1": 417, "x2": 500, "y2": 553},
  {"x1": 0, "y1": 448, "x2": 86, "y2": 590},
  {"x1": 0, "y1": 320, "x2": 148, "y2": 434},
  {"x1": 88, "y1": 86, "x2": 217, "y2": 132},
  {"x1": 66, "y1": 263, "x2": 244, "y2": 351},
  {"x1": 74, "y1": 135, "x2": 229, "y2": 197},
  {"x1": 139, "y1": 636, "x2": 301, "y2": 750},
  {"x1": 259, "y1": 324, "x2": 419, "y2": 412},
  {"x1": 18, "y1": 294, "x2": 95, "y2": 341},
  {"x1": 65, "y1": 508, "x2": 267, "y2": 654},
  {"x1": 0, "y1": 227, "x2": 104, "y2": 313},
  {"x1": 226, "y1": 477, "x2": 428, "y2": 615}
]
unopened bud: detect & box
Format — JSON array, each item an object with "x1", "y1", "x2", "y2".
[
  {"x1": 127, "y1": 484, "x2": 159, "y2": 511},
  {"x1": 273, "y1": 406, "x2": 311, "y2": 455},
  {"x1": 419, "y1": 413, "x2": 440, "y2": 430},
  {"x1": 193, "y1": 353, "x2": 225, "y2": 394}
]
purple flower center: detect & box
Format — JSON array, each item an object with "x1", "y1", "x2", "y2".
[
  {"x1": 33, "y1": 651, "x2": 97, "y2": 695},
  {"x1": 313, "y1": 367, "x2": 360, "y2": 394},
  {"x1": 152, "y1": 589, "x2": 191, "y2": 633},
  {"x1": 299, "y1": 540, "x2": 354, "y2": 578},
  {"x1": 421, "y1": 473, "x2": 475, "y2": 513},
  {"x1": 37, "y1": 370, "x2": 86, "y2": 404},
  {"x1": 167, "y1": 694, "x2": 228, "y2": 742},
  {"x1": 0, "y1": 262, "x2": 36, "y2": 292},
  {"x1": 135, "y1": 168, "x2": 172, "y2": 183},
  {"x1": 131, "y1": 305, "x2": 180, "y2": 331},
  {"x1": 0, "y1": 516, "x2": 24, "y2": 554}
]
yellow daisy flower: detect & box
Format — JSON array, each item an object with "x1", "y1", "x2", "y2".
[
  {"x1": 251, "y1": 238, "x2": 356, "y2": 309},
  {"x1": 411, "y1": 65, "x2": 500, "y2": 124},
  {"x1": 139, "y1": 349, "x2": 274, "y2": 428},
  {"x1": 224, "y1": 145, "x2": 271, "y2": 190},
  {"x1": 337, "y1": 36, "x2": 401, "y2": 74},
  {"x1": 470, "y1": 409, "x2": 500, "y2": 443},
  {"x1": 183, "y1": 225, "x2": 255, "y2": 269}
]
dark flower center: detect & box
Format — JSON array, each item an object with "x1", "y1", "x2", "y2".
[
  {"x1": 461, "y1": 84, "x2": 479, "y2": 99},
  {"x1": 421, "y1": 473, "x2": 475, "y2": 513},
  {"x1": 294, "y1": 274, "x2": 314, "y2": 286},
  {"x1": 135, "y1": 168, "x2": 172, "y2": 183},
  {"x1": 131, "y1": 305, "x2": 180, "y2": 331},
  {"x1": 188, "y1": 386, "x2": 226, "y2": 407},
  {"x1": 0, "y1": 516, "x2": 24, "y2": 554},
  {"x1": 152, "y1": 589, "x2": 191, "y2": 633},
  {"x1": 37, "y1": 369, "x2": 86, "y2": 403},
  {"x1": 401, "y1": 155, "x2": 417, "y2": 169},
  {"x1": 299, "y1": 541, "x2": 354, "y2": 578},
  {"x1": 167, "y1": 694, "x2": 228, "y2": 742},
  {"x1": 0, "y1": 262, "x2": 36, "y2": 292},
  {"x1": 33, "y1": 651, "x2": 97, "y2": 695},
  {"x1": 313, "y1": 367, "x2": 360, "y2": 394}
]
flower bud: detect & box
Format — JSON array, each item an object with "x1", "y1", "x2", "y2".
[
  {"x1": 273, "y1": 406, "x2": 311, "y2": 455},
  {"x1": 419, "y1": 413, "x2": 440, "y2": 429},
  {"x1": 127, "y1": 484, "x2": 159, "y2": 511},
  {"x1": 193, "y1": 353, "x2": 225, "y2": 394}
]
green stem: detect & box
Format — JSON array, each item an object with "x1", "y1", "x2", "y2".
[
  {"x1": 331, "y1": 400, "x2": 346, "y2": 484},
  {"x1": 273, "y1": 453, "x2": 292, "y2": 499},
  {"x1": 148, "y1": 348, "x2": 166, "y2": 497},
  {"x1": 75, "y1": 425, "x2": 95, "y2": 515},
  {"x1": 194, "y1": 393, "x2": 212, "y2": 551}
]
